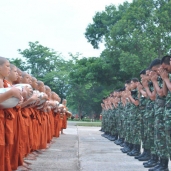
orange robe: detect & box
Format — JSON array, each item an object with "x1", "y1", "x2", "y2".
[
  {"x1": 49, "y1": 110, "x2": 54, "y2": 139},
  {"x1": 35, "y1": 109, "x2": 41, "y2": 149},
  {"x1": 62, "y1": 113, "x2": 67, "y2": 129},
  {"x1": 3, "y1": 80, "x2": 14, "y2": 171},
  {"x1": 0, "y1": 109, "x2": 5, "y2": 171},
  {"x1": 30, "y1": 108, "x2": 38, "y2": 151},
  {"x1": 54, "y1": 112, "x2": 60, "y2": 137},
  {"x1": 46, "y1": 111, "x2": 51, "y2": 143},
  {"x1": 21, "y1": 108, "x2": 31, "y2": 156},
  {"x1": 9, "y1": 107, "x2": 25, "y2": 170},
  {"x1": 39, "y1": 111, "x2": 47, "y2": 149},
  {"x1": 59, "y1": 113, "x2": 63, "y2": 134}
]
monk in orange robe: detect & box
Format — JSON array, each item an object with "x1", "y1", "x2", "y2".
[
  {"x1": 44, "y1": 86, "x2": 52, "y2": 145},
  {"x1": 20, "y1": 72, "x2": 38, "y2": 162},
  {"x1": 0, "y1": 58, "x2": 22, "y2": 171},
  {"x1": 13, "y1": 69, "x2": 34, "y2": 170},
  {"x1": 51, "y1": 92, "x2": 60, "y2": 137},
  {"x1": 37, "y1": 81, "x2": 48, "y2": 150}
]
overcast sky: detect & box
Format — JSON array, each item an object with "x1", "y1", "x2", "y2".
[{"x1": 0, "y1": 0, "x2": 132, "y2": 60}]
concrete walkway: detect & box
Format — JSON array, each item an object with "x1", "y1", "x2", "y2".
[{"x1": 25, "y1": 121, "x2": 171, "y2": 171}]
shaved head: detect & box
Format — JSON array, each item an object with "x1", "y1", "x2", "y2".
[{"x1": 0, "y1": 57, "x2": 8, "y2": 65}]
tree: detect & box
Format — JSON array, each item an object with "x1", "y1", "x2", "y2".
[
  {"x1": 9, "y1": 58, "x2": 27, "y2": 71},
  {"x1": 67, "y1": 56, "x2": 115, "y2": 118},
  {"x1": 18, "y1": 41, "x2": 71, "y2": 100},
  {"x1": 85, "y1": 0, "x2": 171, "y2": 79},
  {"x1": 18, "y1": 41, "x2": 60, "y2": 79}
]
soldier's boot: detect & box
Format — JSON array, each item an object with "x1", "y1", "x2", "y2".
[
  {"x1": 155, "y1": 158, "x2": 169, "y2": 171},
  {"x1": 143, "y1": 154, "x2": 155, "y2": 165},
  {"x1": 135, "y1": 148, "x2": 147, "y2": 159},
  {"x1": 113, "y1": 134, "x2": 118, "y2": 141},
  {"x1": 144, "y1": 155, "x2": 159, "y2": 168},
  {"x1": 124, "y1": 143, "x2": 133, "y2": 153},
  {"x1": 120, "y1": 142, "x2": 128, "y2": 151},
  {"x1": 122, "y1": 143, "x2": 131, "y2": 153},
  {"x1": 138, "y1": 149, "x2": 151, "y2": 161},
  {"x1": 148, "y1": 158, "x2": 162, "y2": 171},
  {"x1": 127, "y1": 144, "x2": 136, "y2": 155},
  {"x1": 109, "y1": 135, "x2": 116, "y2": 141},
  {"x1": 114, "y1": 136, "x2": 120, "y2": 143},
  {"x1": 106, "y1": 134, "x2": 111, "y2": 140},
  {"x1": 114, "y1": 138, "x2": 122, "y2": 145},
  {"x1": 120, "y1": 141, "x2": 126, "y2": 147},
  {"x1": 104, "y1": 132, "x2": 110, "y2": 138},
  {"x1": 120, "y1": 138, "x2": 125, "y2": 147},
  {"x1": 129, "y1": 144, "x2": 141, "y2": 156},
  {"x1": 110, "y1": 135, "x2": 116, "y2": 141},
  {"x1": 104, "y1": 132, "x2": 109, "y2": 138},
  {"x1": 117, "y1": 138, "x2": 124, "y2": 145},
  {"x1": 122, "y1": 143, "x2": 130, "y2": 153}
]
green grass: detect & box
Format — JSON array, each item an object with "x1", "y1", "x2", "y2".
[
  {"x1": 68, "y1": 119, "x2": 101, "y2": 122},
  {"x1": 75, "y1": 122, "x2": 101, "y2": 127}
]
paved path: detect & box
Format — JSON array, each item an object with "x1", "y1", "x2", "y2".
[{"x1": 25, "y1": 121, "x2": 171, "y2": 171}]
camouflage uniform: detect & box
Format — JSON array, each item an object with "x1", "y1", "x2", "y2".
[
  {"x1": 130, "y1": 89, "x2": 141, "y2": 145},
  {"x1": 164, "y1": 74, "x2": 171, "y2": 158},
  {"x1": 110, "y1": 108, "x2": 118, "y2": 136},
  {"x1": 105, "y1": 109, "x2": 110, "y2": 134},
  {"x1": 121, "y1": 104, "x2": 127, "y2": 139},
  {"x1": 144, "y1": 99, "x2": 155, "y2": 152},
  {"x1": 154, "y1": 77, "x2": 168, "y2": 159},
  {"x1": 102, "y1": 110, "x2": 108, "y2": 133},
  {"x1": 115, "y1": 103, "x2": 120, "y2": 138},
  {"x1": 138, "y1": 94, "x2": 148, "y2": 149},
  {"x1": 125, "y1": 100, "x2": 133, "y2": 143},
  {"x1": 143, "y1": 82, "x2": 155, "y2": 153},
  {"x1": 108, "y1": 109, "x2": 113, "y2": 135},
  {"x1": 119, "y1": 102, "x2": 125, "y2": 138}
]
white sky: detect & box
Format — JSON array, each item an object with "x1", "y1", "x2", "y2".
[{"x1": 0, "y1": 0, "x2": 132, "y2": 60}]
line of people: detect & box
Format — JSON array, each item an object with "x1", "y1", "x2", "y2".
[
  {"x1": 0, "y1": 56, "x2": 72, "y2": 171},
  {"x1": 100, "y1": 55, "x2": 171, "y2": 171}
]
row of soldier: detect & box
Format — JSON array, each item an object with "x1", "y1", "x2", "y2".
[
  {"x1": 0, "y1": 56, "x2": 72, "y2": 171},
  {"x1": 100, "y1": 56, "x2": 171, "y2": 171}
]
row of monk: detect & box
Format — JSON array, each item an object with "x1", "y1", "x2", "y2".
[{"x1": 0, "y1": 56, "x2": 72, "y2": 171}]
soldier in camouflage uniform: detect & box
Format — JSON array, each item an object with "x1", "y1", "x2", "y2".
[
  {"x1": 126, "y1": 78, "x2": 141, "y2": 156},
  {"x1": 120, "y1": 89, "x2": 127, "y2": 147},
  {"x1": 148, "y1": 58, "x2": 169, "y2": 171},
  {"x1": 120, "y1": 80, "x2": 134, "y2": 153},
  {"x1": 101, "y1": 97, "x2": 110, "y2": 137},
  {"x1": 107, "y1": 95, "x2": 117, "y2": 141},
  {"x1": 115, "y1": 88, "x2": 127, "y2": 146},
  {"x1": 110, "y1": 92, "x2": 119, "y2": 141},
  {"x1": 134, "y1": 70, "x2": 151, "y2": 162},
  {"x1": 105, "y1": 96, "x2": 113, "y2": 139},
  {"x1": 159, "y1": 55, "x2": 171, "y2": 170},
  {"x1": 114, "y1": 90, "x2": 124, "y2": 145},
  {"x1": 100, "y1": 103, "x2": 106, "y2": 132},
  {"x1": 140, "y1": 69, "x2": 157, "y2": 167}
]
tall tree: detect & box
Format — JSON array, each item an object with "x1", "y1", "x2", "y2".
[
  {"x1": 9, "y1": 58, "x2": 27, "y2": 71},
  {"x1": 18, "y1": 41, "x2": 59, "y2": 79},
  {"x1": 18, "y1": 41, "x2": 70, "y2": 100}
]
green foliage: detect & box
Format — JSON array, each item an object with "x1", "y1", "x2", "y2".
[
  {"x1": 9, "y1": 58, "x2": 27, "y2": 71},
  {"x1": 18, "y1": 41, "x2": 70, "y2": 99},
  {"x1": 85, "y1": 0, "x2": 171, "y2": 81},
  {"x1": 18, "y1": 41, "x2": 60, "y2": 79}
]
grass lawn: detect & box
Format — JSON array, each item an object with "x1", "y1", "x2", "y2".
[{"x1": 75, "y1": 122, "x2": 101, "y2": 127}]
